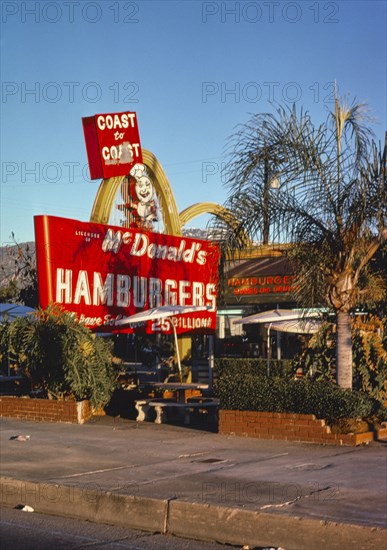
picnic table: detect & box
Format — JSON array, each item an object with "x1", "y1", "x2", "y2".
[{"x1": 134, "y1": 382, "x2": 218, "y2": 425}]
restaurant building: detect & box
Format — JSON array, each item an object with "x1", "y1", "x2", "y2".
[{"x1": 217, "y1": 246, "x2": 300, "y2": 360}]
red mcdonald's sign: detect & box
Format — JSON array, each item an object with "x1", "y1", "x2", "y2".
[
  {"x1": 82, "y1": 111, "x2": 142, "y2": 180},
  {"x1": 34, "y1": 215, "x2": 219, "y2": 333}
]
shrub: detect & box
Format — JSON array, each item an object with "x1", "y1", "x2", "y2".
[
  {"x1": 0, "y1": 320, "x2": 11, "y2": 374},
  {"x1": 2, "y1": 304, "x2": 118, "y2": 409},
  {"x1": 290, "y1": 322, "x2": 335, "y2": 381},
  {"x1": 215, "y1": 372, "x2": 376, "y2": 423},
  {"x1": 352, "y1": 316, "x2": 387, "y2": 401},
  {"x1": 291, "y1": 316, "x2": 387, "y2": 402},
  {"x1": 214, "y1": 357, "x2": 293, "y2": 379}
]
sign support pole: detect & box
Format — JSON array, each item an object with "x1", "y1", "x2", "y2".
[
  {"x1": 267, "y1": 323, "x2": 272, "y2": 376},
  {"x1": 208, "y1": 334, "x2": 214, "y2": 391},
  {"x1": 171, "y1": 320, "x2": 183, "y2": 383}
]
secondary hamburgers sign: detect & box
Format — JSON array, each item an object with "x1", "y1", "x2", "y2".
[{"x1": 34, "y1": 215, "x2": 219, "y2": 333}]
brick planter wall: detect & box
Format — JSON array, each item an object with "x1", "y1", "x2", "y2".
[
  {"x1": 376, "y1": 427, "x2": 387, "y2": 440},
  {"x1": 0, "y1": 396, "x2": 92, "y2": 424},
  {"x1": 219, "y1": 410, "x2": 375, "y2": 446}
]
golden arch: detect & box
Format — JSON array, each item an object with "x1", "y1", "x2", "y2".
[
  {"x1": 179, "y1": 202, "x2": 252, "y2": 248},
  {"x1": 179, "y1": 202, "x2": 228, "y2": 226},
  {"x1": 90, "y1": 149, "x2": 182, "y2": 235}
]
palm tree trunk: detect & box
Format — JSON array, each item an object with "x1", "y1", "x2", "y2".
[
  {"x1": 336, "y1": 311, "x2": 353, "y2": 389},
  {"x1": 263, "y1": 158, "x2": 270, "y2": 244}
]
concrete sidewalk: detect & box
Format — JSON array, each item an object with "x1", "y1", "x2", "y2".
[{"x1": 1, "y1": 416, "x2": 386, "y2": 550}]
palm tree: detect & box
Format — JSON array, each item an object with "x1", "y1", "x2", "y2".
[{"x1": 216, "y1": 96, "x2": 386, "y2": 389}]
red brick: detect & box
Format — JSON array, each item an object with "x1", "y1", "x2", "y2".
[
  {"x1": 257, "y1": 412, "x2": 276, "y2": 419},
  {"x1": 256, "y1": 427, "x2": 271, "y2": 435},
  {"x1": 353, "y1": 432, "x2": 373, "y2": 445},
  {"x1": 375, "y1": 428, "x2": 387, "y2": 440},
  {"x1": 0, "y1": 397, "x2": 90, "y2": 424}
]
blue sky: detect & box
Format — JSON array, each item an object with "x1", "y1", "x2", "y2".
[{"x1": 1, "y1": 0, "x2": 386, "y2": 245}]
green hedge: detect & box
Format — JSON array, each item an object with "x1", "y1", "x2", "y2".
[
  {"x1": 214, "y1": 372, "x2": 381, "y2": 423},
  {"x1": 214, "y1": 357, "x2": 293, "y2": 379}
]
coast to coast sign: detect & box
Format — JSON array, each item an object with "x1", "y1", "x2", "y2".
[
  {"x1": 34, "y1": 215, "x2": 219, "y2": 333},
  {"x1": 82, "y1": 111, "x2": 142, "y2": 179}
]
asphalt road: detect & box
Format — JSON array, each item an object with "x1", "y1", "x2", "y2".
[{"x1": 1, "y1": 506, "x2": 260, "y2": 550}]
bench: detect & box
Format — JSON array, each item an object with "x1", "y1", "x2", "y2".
[
  {"x1": 134, "y1": 398, "x2": 219, "y2": 425},
  {"x1": 134, "y1": 398, "x2": 175, "y2": 422}
]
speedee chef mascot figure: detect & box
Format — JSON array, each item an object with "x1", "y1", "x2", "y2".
[
  {"x1": 130, "y1": 164, "x2": 161, "y2": 229},
  {"x1": 119, "y1": 163, "x2": 162, "y2": 230}
]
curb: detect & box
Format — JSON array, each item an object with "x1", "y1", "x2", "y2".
[{"x1": 1, "y1": 476, "x2": 386, "y2": 550}]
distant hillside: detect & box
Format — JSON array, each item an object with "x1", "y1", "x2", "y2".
[
  {"x1": 182, "y1": 227, "x2": 211, "y2": 239},
  {"x1": 0, "y1": 242, "x2": 35, "y2": 286}
]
